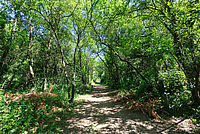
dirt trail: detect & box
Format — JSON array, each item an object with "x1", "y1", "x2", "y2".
[{"x1": 63, "y1": 85, "x2": 194, "y2": 134}]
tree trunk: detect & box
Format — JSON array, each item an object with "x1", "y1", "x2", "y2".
[
  {"x1": 160, "y1": 1, "x2": 200, "y2": 105},
  {"x1": 27, "y1": 14, "x2": 34, "y2": 85},
  {"x1": 67, "y1": 77, "x2": 71, "y2": 99},
  {"x1": 79, "y1": 48, "x2": 86, "y2": 92},
  {"x1": 43, "y1": 14, "x2": 71, "y2": 99},
  {"x1": 185, "y1": 69, "x2": 200, "y2": 105},
  {"x1": 69, "y1": 35, "x2": 80, "y2": 103},
  {"x1": 173, "y1": 34, "x2": 200, "y2": 104},
  {"x1": 43, "y1": 39, "x2": 51, "y2": 91},
  {"x1": 43, "y1": 78, "x2": 47, "y2": 91},
  {"x1": 193, "y1": 73, "x2": 200, "y2": 104}
]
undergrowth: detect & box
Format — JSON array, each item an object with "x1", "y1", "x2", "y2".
[
  {"x1": 114, "y1": 91, "x2": 161, "y2": 119},
  {"x1": 0, "y1": 89, "x2": 72, "y2": 133},
  {"x1": 114, "y1": 89, "x2": 200, "y2": 129}
]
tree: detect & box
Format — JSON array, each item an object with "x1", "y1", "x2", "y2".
[{"x1": 143, "y1": 0, "x2": 200, "y2": 104}]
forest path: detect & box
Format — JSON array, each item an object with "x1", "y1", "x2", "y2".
[{"x1": 62, "y1": 85, "x2": 192, "y2": 134}]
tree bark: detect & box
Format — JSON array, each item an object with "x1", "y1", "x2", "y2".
[
  {"x1": 185, "y1": 67, "x2": 200, "y2": 105},
  {"x1": 67, "y1": 77, "x2": 71, "y2": 99},
  {"x1": 27, "y1": 14, "x2": 34, "y2": 84},
  {"x1": 69, "y1": 34, "x2": 80, "y2": 103},
  {"x1": 193, "y1": 73, "x2": 200, "y2": 104},
  {"x1": 79, "y1": 48, "x2": 86, "y2": 92},
  {"x1": 43, "y1": 39, "x2": 51, "y2": 91}
]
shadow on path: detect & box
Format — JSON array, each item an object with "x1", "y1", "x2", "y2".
[{"x1": 62, "y1": 85, "x2": 189, "y2": 134}]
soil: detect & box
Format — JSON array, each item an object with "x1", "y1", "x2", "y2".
[{"x1": 62, "y1": 85, "x2": 197, "y2": 134}]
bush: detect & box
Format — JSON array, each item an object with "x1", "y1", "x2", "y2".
[
  {"x1": 159, "y1": 70, "x2": 190, "y2": 111},
  {"x1": 0, "y1": 91, "x2": 69, "y2": 133}
]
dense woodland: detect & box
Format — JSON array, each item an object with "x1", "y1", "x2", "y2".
[{"x1": 0, "y1": 0, "x2": 200, "y2": 133}]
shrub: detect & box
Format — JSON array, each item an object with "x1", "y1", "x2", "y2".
[{"x1": 0, "y1": 91, "x2": 69, "y2": 133}]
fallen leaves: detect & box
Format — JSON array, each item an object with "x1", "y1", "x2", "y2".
[
  {"x1": 2, "y1": 90, "x2": 69, "y2": 119},
  {"x1": 114, "y1": 93, "x2": 161, "y2": 119}
]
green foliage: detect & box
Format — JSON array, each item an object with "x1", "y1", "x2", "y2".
[
  {"x1": 0, "y1": 0, "x2": 199, "y2": 132},
  {"x1": 0, "y1": 91, "x2": 70, "y2": 133},
  {"x1": 193, "y1": 106, "x2": 200, "y2": 127},
  {"x1": 88, "y1": 1, "x2": 200, "y2": 125}
]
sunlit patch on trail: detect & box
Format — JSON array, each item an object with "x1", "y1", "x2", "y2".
[
  {"x1": 63, "y1": 85, "x2": 194, "y2": 134},
  {"x1": 87, "y1": 96, "x2": 110, "y2": 102}
]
